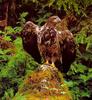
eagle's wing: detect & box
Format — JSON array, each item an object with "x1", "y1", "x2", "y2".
[
  {"x1": 58, "y1": 30, "x2": 76, "y2": 73},
  {"x1": 21, "y1": 21, "x2": 41, "y2": 63}
]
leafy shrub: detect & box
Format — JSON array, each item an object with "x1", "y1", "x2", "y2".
[
  {"x1": 0, "y1": 26, "x2": 38, "y2": 99},
  {"x1": 21, "y1": 0, "x2": 92, "y2": 15},
  {"x1": 65, "y1": 18, "x2": 92, "y2": 100}
]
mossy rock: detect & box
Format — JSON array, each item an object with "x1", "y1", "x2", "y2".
[{"x1": 13, "y1": 64, "x2": 72, "y2": 100}]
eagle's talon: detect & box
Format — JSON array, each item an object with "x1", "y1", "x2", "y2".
[
  {"x1": 45, "y1": 60, "x2": 49, "y2": 65},
  {"x1": 51, "y1": 62, "x2": 55, "y2": 67}
]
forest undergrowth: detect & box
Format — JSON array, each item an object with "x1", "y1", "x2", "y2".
[{"x1": 0, "y1": 0, "x2": 92, "y2": 100}]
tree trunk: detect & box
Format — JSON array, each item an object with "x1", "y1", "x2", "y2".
[{"x1": 0, "y1": 0, "x2": 8, "y2": 29}]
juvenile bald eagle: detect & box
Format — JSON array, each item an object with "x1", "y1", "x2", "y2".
[
  {"x1": 21, "y1": 16, "x2": 76, "y2": 73},
  {"x1": 37, "y1": 16, "x2": 63, "y2": 69}
]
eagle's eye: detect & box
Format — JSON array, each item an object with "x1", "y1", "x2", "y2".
[{"x1": 53, "y1": 17, "x2": 61, "y2": 23}]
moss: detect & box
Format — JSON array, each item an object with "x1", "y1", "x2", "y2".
[{"x1": 13, "y1": 64, "x2": 72, "y2": 100}]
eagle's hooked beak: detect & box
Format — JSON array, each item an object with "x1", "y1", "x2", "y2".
[{"x1": 53, "y1": 17, "x2": 61, "y2": 23}]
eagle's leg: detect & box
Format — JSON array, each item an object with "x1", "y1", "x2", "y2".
[
  {"x1": 51, "y1": 57, "x2": 56, "y2": 67},
  {"x1": 51, "y1": 62, "x2": 55, "y2": 67},
  {"x1": 45, "y1": 60, "x2": 49, "y2": 64}
]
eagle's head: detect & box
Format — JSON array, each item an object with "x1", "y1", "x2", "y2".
[{"x1": 46, "y1": 16, "x2": 61, "y2": 28}]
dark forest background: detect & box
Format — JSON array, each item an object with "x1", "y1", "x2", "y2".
[{"x1": 0, "y1": 0, "x2": 92, "y2": 100}]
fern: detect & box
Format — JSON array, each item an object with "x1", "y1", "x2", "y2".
[
  {"x1": 0, "y1": 26, "x2": 38, "y2": 99},
  {"x1": 18, "y1": 12, "x2": 28, "y2": 27}
]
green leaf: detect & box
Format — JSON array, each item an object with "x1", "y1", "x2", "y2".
[
  {"x1": 48, "y1": 0, "x2": 55, "y2": 7},
  {"x1": 80, "y1": 89, "x2": 90, "y2": 97},
  {"x1": 80, "y1": 74, "x2": 88, "y2": 82},
  {"x1": 20, "y1": 12, "x2": 28, "y2": 18},
  {"x1": 5, "y1": 26, "x2": 15, "y2": 34},
  {"x1": 3, "y1": 36, "x2": 12, "y2": 41}
]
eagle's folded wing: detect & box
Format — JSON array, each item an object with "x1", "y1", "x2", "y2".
[
  {"x1": 57, "y1": 30, "x2": 76, "y2": 72},
  {"x1": 21, "y1": 21, "x2": 41, "y2": 63}
]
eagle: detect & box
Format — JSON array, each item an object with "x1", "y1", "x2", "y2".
[{"x1": 21, "y1": 16, "x2": 76, "y2": 73}]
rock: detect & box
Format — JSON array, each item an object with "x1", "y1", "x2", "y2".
[{"x1": 13, "y1": 64, "x2": 72, "y2": 100}]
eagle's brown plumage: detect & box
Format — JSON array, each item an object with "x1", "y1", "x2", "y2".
[
  {"x1": 37, "y1": 16, "x2": 62, "y2": 65},
  {"x1": 59, "y1": 14, "x2": 77, "y2": 30},
  {"x1": 21, "y1": 16, "x2": 76, "y2": 73},
  {"x1": 57, "y1": 30, "x2": 76, "y2": 72},
  {"x1": 21, "y1": 21, "x2": 41, "y2": 63},
  {"x1": 38, "y1": 27, "x2": 62, "y2": 64}
]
